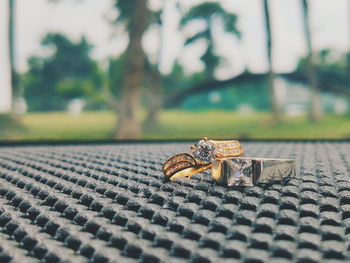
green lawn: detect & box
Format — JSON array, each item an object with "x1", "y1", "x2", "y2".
[{"x1": 2, "y1": 110, "x2": 350, "y2": 141}]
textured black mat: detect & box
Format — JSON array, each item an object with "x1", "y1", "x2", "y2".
[{"x1": 0, "y1": 142, "x2": 349, "y2": 263}]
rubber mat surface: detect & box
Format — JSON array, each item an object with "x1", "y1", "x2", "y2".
[{"x1": 0, "y1": 142, "x2": 349, "y2": 263}]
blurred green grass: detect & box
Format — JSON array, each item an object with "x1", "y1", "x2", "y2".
[{"x1": 2, "y1": 110, "x2": 350, "y2": 141}]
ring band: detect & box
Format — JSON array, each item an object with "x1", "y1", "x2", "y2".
[
  {"x1": 212, "y1": 157, "x2": 296, "y2": 186},
  {"x1": 190, "y1": 137, "x2": 243, "y2": 163}
]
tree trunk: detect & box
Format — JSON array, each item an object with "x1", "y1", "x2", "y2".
[
  {"x1": 144, "y1": 0, "x2": 166, "y2": 129},
  {"x1": 347, "y1": 1, "x2": 350, "y2": 76},
  {"x1": 301, "y1": 0, "x2": 322, "y2": 121},
  {"x1": 263, "y1": 0, "x2": 282, "y2": 122},
  {"x1": 0, "y1": 0, "x2": 12, "y2": 113},
  {"x1": 115, "y1": 0, "x2": 151, "y2": 139},
  {"x1": 9, "y1": 0, "x2": 20, "y2": 113},
  {"x1": 144, "y1": 66, "x2": 162, "y2": 129}
]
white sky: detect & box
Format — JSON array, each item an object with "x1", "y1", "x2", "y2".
[{"x1": 10, "y1": 0, "x2": 350, "y2": 79}]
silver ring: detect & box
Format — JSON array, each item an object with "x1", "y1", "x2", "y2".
[{"x1": 211, "y1": 157, "x2": 296, "y2": 186}]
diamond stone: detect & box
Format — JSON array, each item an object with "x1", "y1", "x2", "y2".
[
  {"x1": 226, "y1": 159, "x2": 252, "y2": 186},
  {"x1": 212, "y1": 158, "x2": 254, "y2": 186},
  {"x1": 190, "y1": 139, "x2": 215, "y2": 163}
]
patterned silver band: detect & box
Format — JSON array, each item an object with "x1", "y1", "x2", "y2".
[{"x1": 211, "y1": 157, "x2": 296, "y2": 186}]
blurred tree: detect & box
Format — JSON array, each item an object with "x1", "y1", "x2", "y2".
[
  {"x1": 23, "y1": 33, "x2": 103, "y2": 111},
  {"x1": 180, "y1": 2, "x2": 240, "y2": 78},
  {"x1": 301, "y1": 0, "x2": 322, "y2": 121},
  {"x1": 112, "y1": 0, "x2": 151, "y2": 138},
  {"x1": 263, "y1": 0, "x2": 282, "y2": 122},
  {"x1": 296, "y1": 49, "x2": 350, "y2": 97},
  {"x1": 0, "y1": 1, "x2": 12, "y2": 114},
  {"x1": 143, "y1": 1, "x2": 166, "y2": 130},
  {"x1": 144, "y1": 61, "x2": 162, "y2": 129},
  {"x1": 9, "y1": 0, "x2": 19, "y2": 113},
  {"x1": 107, "y1": 55, "x2": 125, "y2": 100},
  {"x1": 163, "y1": 62, "x2": 207, "y2": 96},
  {"x1": 165, "y1": 48, "x2": 350, "y2": 109}
]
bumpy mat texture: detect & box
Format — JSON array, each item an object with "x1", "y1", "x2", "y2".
[{"x1": 0, "y1": 142, "x2": 349, "y2": 263}]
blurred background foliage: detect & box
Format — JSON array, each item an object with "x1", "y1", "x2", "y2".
[
  {"x1": 0, "y1": 0, "x2": 349, "y2": 140},
  {"x1": 23, "y1": 33, "x2": 104, "y2": 111}
]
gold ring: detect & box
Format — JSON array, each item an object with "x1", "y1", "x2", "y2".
[
  {"x1": 190, "y1": 137, "x2": 243, "y2": 163},
  {"x1": 163, "y1": 137, "x2": 243, "y2": 181}
]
